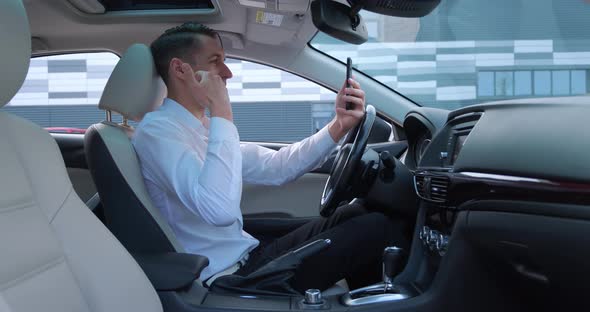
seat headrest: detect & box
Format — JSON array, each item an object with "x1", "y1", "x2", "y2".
[
  {"x1": 0, "y1": 0, "x2": 31, "y2": 108},
  {"x1": 99, "y1": 44, "x2": 167, "y2": 122}
]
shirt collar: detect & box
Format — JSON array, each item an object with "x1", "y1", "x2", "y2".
[{"x1": 161, "y1": 98, "x2": 207, "y2": 131}]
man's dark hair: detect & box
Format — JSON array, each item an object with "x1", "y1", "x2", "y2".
[{"x1": 151, "y1": 22, "x2": 221, "y2": 84}]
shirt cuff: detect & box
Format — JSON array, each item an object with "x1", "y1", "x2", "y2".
[{"x1": 209, "y1": 117, "x2": 239, "y2": 142}]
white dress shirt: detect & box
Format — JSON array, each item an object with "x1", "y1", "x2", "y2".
[{"x1": 132, "y1": 98, "x2": 337, "y2": 280}]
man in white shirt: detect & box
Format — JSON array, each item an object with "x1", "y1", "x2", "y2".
[{"x1": 133, "y1": 23, "x2": 408, "y2": 293}]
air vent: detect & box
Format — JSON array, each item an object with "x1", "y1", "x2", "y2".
[
  {"x1": 430, "y1": 176, "x2": 449, "y2": 202},
  {"x1": 415, "y1": 175, "x2": 427, "y2": 198},
  {"x1": 414, "y1": 173, "x2": 450, "y2": 203}
]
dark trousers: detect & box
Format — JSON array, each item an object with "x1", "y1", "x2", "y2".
[{"x1": 235, "y1": 204, "x2": 410, "y2": 292}]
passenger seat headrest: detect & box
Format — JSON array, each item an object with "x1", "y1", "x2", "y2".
[
  {"x1": 0, "y1": 0, "x2": 31, "y2": 107},
  {"x1": 99, "y1": 44, "x2": 167, "y2": 122}
]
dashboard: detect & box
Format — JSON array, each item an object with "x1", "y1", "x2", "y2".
[
  {"x1": 397, "y1": 97, "x2": 590, "y2": 310},
  {"x1": 403, "y1": 99, "x2": 590, "y2": 210}
]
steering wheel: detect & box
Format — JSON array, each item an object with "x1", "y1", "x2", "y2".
[{"x1": 319, "y1": 105, "x2": 376, "y2": 217}]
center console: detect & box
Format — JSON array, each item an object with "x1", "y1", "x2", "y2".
[
  {"x1": 194, "y1": 245, "x2": 419, "y2": 310},
  {"x1": 389, "y1": 112, "x2": 484, "y2": 294}
]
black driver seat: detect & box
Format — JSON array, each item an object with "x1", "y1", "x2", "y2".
[{"x1": 84, "y1": 44, "x2": 184, "y2": 255}]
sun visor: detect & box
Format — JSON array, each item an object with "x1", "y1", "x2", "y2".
[{"x1": 67, "y1": 0, "x2": 220, "y2": 15}]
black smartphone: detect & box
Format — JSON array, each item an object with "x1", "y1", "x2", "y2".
[{"x1": 346, "y1": 57, "x2": 353, "y2": 110}]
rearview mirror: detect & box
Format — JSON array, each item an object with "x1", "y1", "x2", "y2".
[{"x1": 311, "y1": 0, "x2": 368, "y2": 45}]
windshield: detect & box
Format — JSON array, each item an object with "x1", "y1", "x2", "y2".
[{"x1": 310, "y1": 0, "x2": 590, "y2": 110}]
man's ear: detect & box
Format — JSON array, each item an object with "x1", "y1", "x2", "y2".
[{"x1": 169, "y1": 58, "x2": 186, "y2": 81}]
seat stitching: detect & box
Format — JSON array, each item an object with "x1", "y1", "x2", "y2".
[
  {"x1": 1, "y1": 118, "x2": 91, "y2": 310},
  {"x1": 49, "y1": 186, "x2": 74, "y2": 224},
  {"x1": 0, "y1": 256, "x2": 65, "y2": 291},
  {"x1": 45, "y1": 187, "x2": 94, "y2": 312},
  {"x1": 3, "y1": 121, "x2": 46, "y2": 220},
  {"x1": 0, "y1": 200, "x2": 35, "y2": 214},
  {"x1": 3, "y1": 116, "x2": 71, "y2": 222}
]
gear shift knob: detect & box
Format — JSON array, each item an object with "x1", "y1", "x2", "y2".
[{"x1": 383, "y1": 246, "x2": 404, "y2": 287}]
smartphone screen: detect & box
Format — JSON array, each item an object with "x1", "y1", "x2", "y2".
[{"x1": 346, "y1": 57, "x2": 353, "y2": 110}]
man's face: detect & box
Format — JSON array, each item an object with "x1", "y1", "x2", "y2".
[{"x1": 189, "y1": 35, "x2": 233, "y2": 84}]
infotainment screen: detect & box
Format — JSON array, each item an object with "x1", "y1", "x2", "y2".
[{"x1": 452, "y1": 134, "x2": 468, "y2": 163}]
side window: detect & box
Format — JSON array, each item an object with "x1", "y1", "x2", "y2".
[
  {"x1": 226, "y1": 58, "x2": 337, "y2": 143},
  {"x1": 1, "y1": 52, "x2": 119, "y2": 133}
]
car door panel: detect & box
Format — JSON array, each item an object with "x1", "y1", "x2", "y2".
[
  {"x1": 240, "y1": 140, "x2": 408, "y2": 218},
  {"x1": 51, "y1": 133, "x2": 99, "y2": 208},
  {"x1": 68, "y1": 167, "x2": 98, "y2": 204},
  {"x1": 51, "y1": 133, "x2": 407, "y2": 219},
  {"x1": 50, "y1": 133, "x2": 327, "y2": 217},
  {"x1": 52, "y1": 133, "x2": 88, "y2": 168},
  {"x1": 242, "y1": 172, "x2": 328, "y2": 218}
]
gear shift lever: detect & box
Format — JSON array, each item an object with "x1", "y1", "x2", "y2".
[
  {"x1": 342, "y1": 246, "x2": 411, "y2": 306},
  {"x1": 383, "y1": 246, "x2": 404, "y2": 290},
  {"x1": 342, "y1": 246, "x2": 410, "y2": 305}
]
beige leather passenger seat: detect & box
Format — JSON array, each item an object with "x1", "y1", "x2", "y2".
[{"x1": 0, "y1": 0, "x2": 163, "y2": 311}]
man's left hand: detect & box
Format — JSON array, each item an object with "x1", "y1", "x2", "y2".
[{"x1": 328, "y1": 78, "x2": 366, "y2": 142}]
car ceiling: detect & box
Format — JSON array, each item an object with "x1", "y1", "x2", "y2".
[{"x1": 23, "y1": 0, "x2": 317, "y2": 69}]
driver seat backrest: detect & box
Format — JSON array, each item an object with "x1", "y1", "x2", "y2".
[
  {"x1": 84, "y1": 44, "x2": 185, "y2": 254},
  {"x1": 0, "y1": 1, "x2": 162, "y2": 311}
]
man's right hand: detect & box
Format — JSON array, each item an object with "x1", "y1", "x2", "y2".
[{"x1": 181, "y1": 63, "x2": 233, "y2": 121}]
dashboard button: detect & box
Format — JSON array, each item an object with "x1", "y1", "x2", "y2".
[
  {"x1": 437, "y1": 234, "x2": 449, "y2": 256},
  {"x1": 427, "y1": 230, "x2": 439, "y2": 251},
  {"x1": 419, "y1": 226, "x2": 430, "y2": 241}
]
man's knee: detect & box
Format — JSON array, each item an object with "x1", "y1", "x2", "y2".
[
  {"x1": 364, "y1": 211, "x2": 391, "y2": 225},
  {"x1": 332, "y1": 203, "x2": 369, "y2": 223}
]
